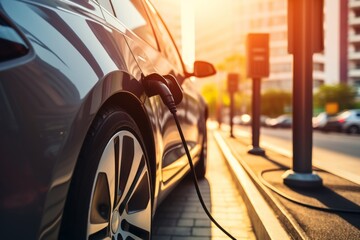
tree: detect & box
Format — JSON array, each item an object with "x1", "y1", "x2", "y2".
[
  {"x1": 261, "y1": 90, "x2": 292, "y2": 117},
  {"x1": 201, "y1": 84, "x2": 219, "y2": 118},
  {"x1": 216, "y1": 54, "x2": 246, "y2": 74},
  {"x1": 314, "y1": 84, "x2": 356, "y2": 112},
  {"x1": 201, "y1": 82, "x2": 251, "y2": 119}
]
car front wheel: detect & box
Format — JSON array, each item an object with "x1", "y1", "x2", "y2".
[{"x1": 61, "y1": 107, "x2": 152, "y2": 240}]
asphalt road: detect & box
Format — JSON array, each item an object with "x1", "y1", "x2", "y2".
[{"x1": 232, "y1": 125, "x2": 360, "y2": 185}]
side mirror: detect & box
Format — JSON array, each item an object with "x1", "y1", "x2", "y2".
[{"x1": 192, "y1": 61, "x2": 216, "y2": 78}]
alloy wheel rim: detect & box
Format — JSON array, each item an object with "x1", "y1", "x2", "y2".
[{"x1": 87, "y1": 130, "x2": 151, "y2": 240}]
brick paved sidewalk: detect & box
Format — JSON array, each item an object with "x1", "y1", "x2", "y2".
[{"x1": 152, "y1": 131, "x2": 256, "y2": 240}]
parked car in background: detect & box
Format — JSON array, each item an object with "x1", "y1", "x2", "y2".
[
  {"x1": 322, "y1": 109, "x2": 360, "y2": 134},
  {"x1": 0, "y1": 0, "x2": 216, "y2": 239},
  {"x1": 232, "y1": 114, "x2": 268, "y2": 126},
  {"x1": 260, "y1": 115, "x2": 269, "y2": 126},
  {"x1": 312, "y1": 112, "x2": 330, "y2": 130},
  {"x1": 233, "y1": 114, "x2": 252, "y2": 125},
  {"x1": 265, "y1": 114, "x2": 292, "y2": 128}
]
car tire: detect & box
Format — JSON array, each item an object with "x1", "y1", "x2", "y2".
[
  {"x1": 195, "y1": 130, "x2": 207, "y2": 179},
  {"x1": 347, "y1": 125, "x2": 360, "y2": 135},
  {"x1": 60, "y1": 107, "x2": 152, "y2": 240}
]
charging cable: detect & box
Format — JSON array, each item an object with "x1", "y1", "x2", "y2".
[
  {"x1": 172, "y1": 110, "x2": 237, "y2": 240},
  {"x1": 143, "y1": 76, "x2": 237, "y2": 239},
  {"x1": 260, "y1": 168, "x2": 360, "y2": 214}
]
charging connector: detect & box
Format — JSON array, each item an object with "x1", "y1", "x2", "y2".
[
  {"x1": 148, "y1": 80, "x2": 177, "y2": 114},
  {"x1": 142, "y1": 73, "x2": 181, "y2": 114}
]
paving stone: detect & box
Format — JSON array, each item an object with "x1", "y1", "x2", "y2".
[
  {"x1": 172, "y1": 237, "x2": 210, "y2": 240},
  {"x1": 177, "y1": 219, "x2": 194, "y2": 227},
  {"x1": 156, "y1": 226, "x2": 191, "y2": 236},
  {"x1": 151, "y1": 236, "x2": 171, "y2": 240},
  {"x1": 192, "y1": 227, "x2": 212, "y2": 237},
  {"x1": 152, "y1": 131, "x2": 256, "y2": 239},
  {"x1": 195, "y1": 219, "x2": 211, "y2": 227}
]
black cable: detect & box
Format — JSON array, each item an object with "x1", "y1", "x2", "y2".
[
  {"x1": 259, "y1": 168, "x2": 360, "y2": 214},
  {"x1": 145, "y1": 76, "x2": 237, "y2": 239},
  {"x1": 172, "y1": 111, "x2": 237, "y2": 240}
]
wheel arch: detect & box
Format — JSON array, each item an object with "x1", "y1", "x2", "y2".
[
  {"x1": 57, "y1": 75, "x2": 158, "y2": 239},
  {"x1": 59, "y1": 91, "x2": 156, "y2": 239},
  {"x1": 59, "y1": 92, "x2": 156, "y2": 239},
  {"x1": 100, "y1": 92, "x2": 157, "y2": 197}
]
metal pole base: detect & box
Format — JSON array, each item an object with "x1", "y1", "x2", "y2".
[
  {"x1": 282, "y1": 170, "x2": 323, "y2": 188},
  {"x1": 248, "y1": 147, "x2": 265, "y2": 156}
]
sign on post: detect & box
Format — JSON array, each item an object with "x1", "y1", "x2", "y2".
[
  {"x1": 246, "y1": 33, "x2": 269, "y2": 156},
  {"x1": 288, "y1": 0, "x2": 324, "y2": 54},
  {"x1": 247, "y1": 33, "x2": 269, "y2": 79},
  {"x1": 227, "y1": 73, "x2": 239, "y2": 93},
  {"x1": 325, "y1": 102, "x2": 339, "y2": 115}
]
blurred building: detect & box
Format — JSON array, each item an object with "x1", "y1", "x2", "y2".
[
  {"x1": 349, "y1": 0, "x2": 360, "y2": 95},
  {"x1": 153, "y1": 0, "x2": 240, "y2": 65},
  {"x1": 151, "y1": 0, "x2": 195, "y2": 68},
  {"x1": 231, "y1": 0, "x2": 348, "y2": 92},
  {"x1": 193, "y1": 0, "x2": 241, "y2": 65},
  {"x1": 236, "y1": 0, "x2": 293, "y2": 90},
  {"x1": 152, "y1": 0, "x2": 358, "y2": 96},
  {"x1": 153, "y1": 0, "x2": 243, "y2": 93}
]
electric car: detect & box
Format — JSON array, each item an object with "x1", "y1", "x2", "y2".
[{"x1": 0, "y1": 0, "x2": 216, "y2": 239}]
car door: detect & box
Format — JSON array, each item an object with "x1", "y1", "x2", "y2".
[
  {"x1": 105, "y1": 0, "x2": 168, "y2": 208},
  {"x1": 109, "y1": 0, "x2": 202, "y2": 194},
  {"x1": 142, "y1": 0, "x2": 204, "y2": 185}
]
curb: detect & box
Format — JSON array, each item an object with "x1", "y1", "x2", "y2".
[{"x1": 213, "y1": 131, "x2": 291, "y2": 240}]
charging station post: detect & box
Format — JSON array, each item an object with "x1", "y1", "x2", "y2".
[
  {"x1": 282, "y1": 0, "x2": 323, "y2": 187},
  {"x1": 246, "y1": 33, "x2": 269, "y2": 156},
  {"x1": 227, "y1": 73, "x2": 239, "y2": 138}
]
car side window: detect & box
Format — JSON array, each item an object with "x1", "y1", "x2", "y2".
[
  {"x1": 144, "y1": 0, "x2": 184, "y2": 73},
  {"x1": 111, "y1": 0, "x2": 158, "y2": 50}
]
